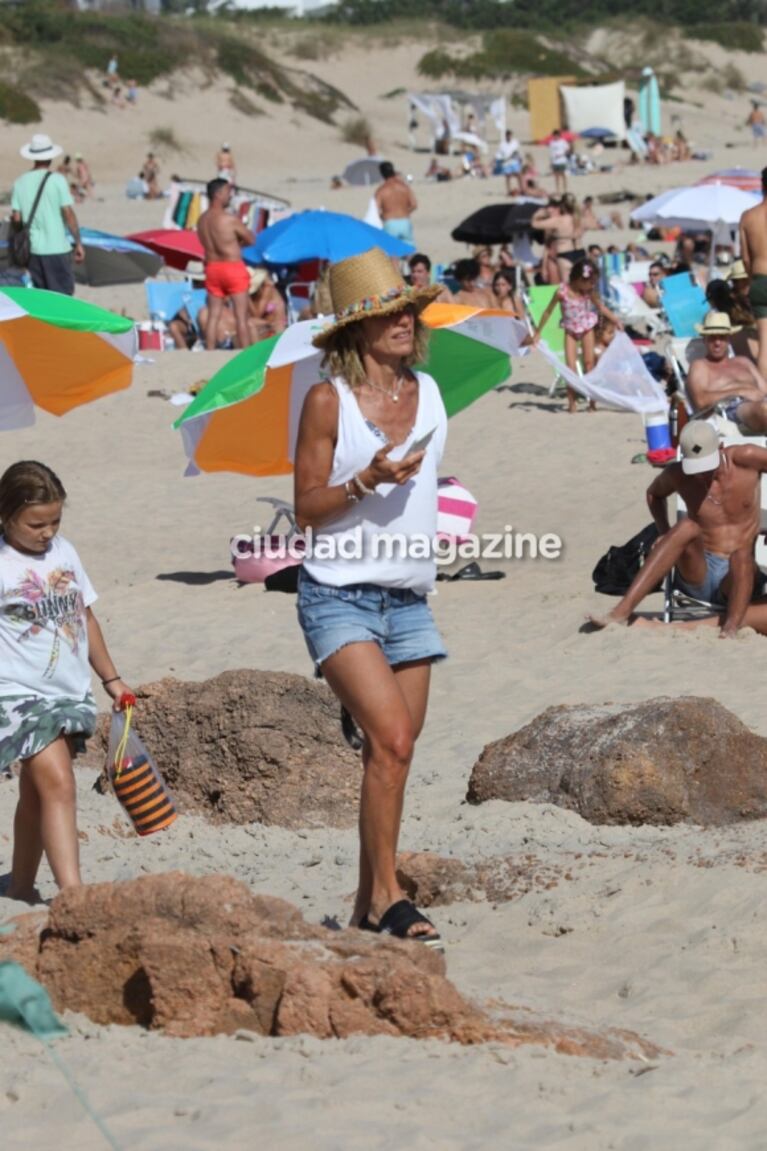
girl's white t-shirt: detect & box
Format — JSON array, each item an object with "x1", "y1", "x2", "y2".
[{"x1": 0, "y1": 534, "x2": 97, "y2": 701}]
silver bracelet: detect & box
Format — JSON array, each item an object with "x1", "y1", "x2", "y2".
[
  {"x1": 344, "y1": 480, "x2": 359, "y2": 504},
  {"x1": 352, "y1": 473, "x2": 376, "y2": 498}
]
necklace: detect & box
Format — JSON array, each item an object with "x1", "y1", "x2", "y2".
[{"x1": 366, "y1": 375, "x2": 404, "y2": 402}]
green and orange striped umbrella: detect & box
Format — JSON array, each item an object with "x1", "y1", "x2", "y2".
[
  {"x1": 0, "y1": 287, "x2": 136, "y2": 431},
  {"x1": 175, "y1": 303, "x2": 527, "y2": 477}
]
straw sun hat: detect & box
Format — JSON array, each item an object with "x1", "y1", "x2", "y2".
[
  {"x1": 727, "y1": 259, "x2": 749, "y2": 282},
  {"x1": 312, "y1": 247, "x2": 442, "y2": 349},
  {"x1": 695, "y1": 311, "x2": 742, "y2": 336}
]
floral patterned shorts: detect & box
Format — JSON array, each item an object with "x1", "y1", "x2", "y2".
[{"x1": 0, "y1": 693, "x2": 97, "y2": 771}]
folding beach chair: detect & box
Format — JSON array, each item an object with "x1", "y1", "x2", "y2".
[
  {"x1": 659, "y1": 272, "x2": 708, "y2": 340},
  {"x1": 285, "y1": 281, "x2": 315, "y2": 324},
  {"x1": 523, "y1": 284, "x2": 575, "y2": 396},
  {"x1": 609, "y1": 277, "x2": 668, "y2": 339},
  {"x1": 145, "y1": 279, "x2": 207, "y2": 340}
]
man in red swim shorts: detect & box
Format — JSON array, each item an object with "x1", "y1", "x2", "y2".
[{"x1": 197, "y1": 178, "x2": 254, "y2": 350}]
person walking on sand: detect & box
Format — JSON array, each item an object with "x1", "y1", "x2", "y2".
[
  {"x1": 141, "y1": 152, "x2": 161, "y2": 200},
  {"x1": 293, "y1": 247, "x2": 446, "y2": 950},
  {"x1": 374, "y1": 161, "x2": 417, "y2": 244},
  {"x1": 0, "y1": 461, "x2": 132, "y2": 902},
  {"x1": 197, "y1": 177, "x2": 254, "y2": 351},
  {"x1": 588, "y1": 423, "x2": 767, "y2": 638},
  {"x1": 739, "y1": 167, "x2": 767, "y2": 378},
  {"x1": 215, "y1": 142, "x2": 236, "y2": 184},
  {"x1": 746, "y1": 101, "x2": 766, "y2": 144},
  {"x1": 529, "y1": 258, "x2": 622, "y2": 413},
  {"x1": 11, "y1": 133, "x2": 85, "y2": 295},
  {"x1": 548, "y1": 129, "x2": 570, "y2": 196}
]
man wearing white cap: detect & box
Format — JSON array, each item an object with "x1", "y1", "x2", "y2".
[
  {"x1": 589, "y1": 420, "x2": 767, "y2": 637},
  {"x1": 687, "y1": 311, "x2": 767, "y2": 434},
  {"x1": 215, "y1": 142, "x2": 236, "y2": 184},
  {"x1": 11, "y1": 133, "x2": 84, "y2": 295}
]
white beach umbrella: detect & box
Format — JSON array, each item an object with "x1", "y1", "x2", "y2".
[{"x1": 630, "y1": 184, "x2": 758, "y2": 238}]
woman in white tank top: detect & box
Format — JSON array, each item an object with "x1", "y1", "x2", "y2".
[{"x1": 294, "y1": 247, "x2": 448, "y2": 950}]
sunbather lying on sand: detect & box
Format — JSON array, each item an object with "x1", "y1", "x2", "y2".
[{"x1": 588, "y1": 421, "x2": 767, "y2": 638}]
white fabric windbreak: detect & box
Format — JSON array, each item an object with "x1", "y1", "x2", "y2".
[
  {"x1": 538, "y1": 332, "x2": 668, "y2": 414},
  {"x1": 560, "y1": 82, "x2": 626, "y2": 140}
]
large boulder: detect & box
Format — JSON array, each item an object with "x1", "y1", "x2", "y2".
[
  {"x1": 467, "y1": 697, "x2": 767, "y2": 826},
  {"x1": 93, "y1": 670, "x2": 361, "y2": 828},
  {"x1": 0, "y1": 872, "x2": 662, "y2": 1059}
]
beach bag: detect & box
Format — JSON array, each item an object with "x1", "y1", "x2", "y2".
[
  {"x1": 107, "y1": 696, "x2": 177, "y2": 836},
  {"x1": 9, "y1": 172, "x2": 52, "y2": 267},
  {"x1": 592, "y1": 523, "x2": 660, "y2": 597}
]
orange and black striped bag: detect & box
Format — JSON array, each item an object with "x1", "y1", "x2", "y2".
[{"x1": 107, "y1": 696, "x2": 177, "y2": 836}]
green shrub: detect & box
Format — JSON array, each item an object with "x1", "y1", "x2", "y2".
[
  {"x1": 0, "y1": 81, "x2": 40, "y2": 124},
  {"x1": 419, "y1": 31, "x2": 586, "y2": 81},
  {"x1": 229, "y1": 88, "x2": 264, "y2": 116},
  {"x1": 340, "y1": 115, "x2": 372, "y2": 147},
  {"x1": 688, "y1": 23, "x2": 763, "y2": 52}
]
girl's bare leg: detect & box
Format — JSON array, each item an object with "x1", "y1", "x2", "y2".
[
  {"x1": 582, "y1": 329, "x2": 597, "y2": 410},
  {"x1": 564, "y1": 332, "x2": 579, "y2": 412},
  {"x1": 10, "y1": 736, "x2": 81, "y2": 898}
]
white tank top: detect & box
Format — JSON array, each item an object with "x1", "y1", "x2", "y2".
[{"x1": 302, "y1": 371, "x2": 447, "y2": 593}]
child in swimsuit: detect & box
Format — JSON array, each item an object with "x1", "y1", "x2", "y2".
[{"x1": 531, "y1": 258, "x2": 623, "y2": 413}]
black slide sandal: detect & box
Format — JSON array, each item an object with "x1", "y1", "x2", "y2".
[{"x1": 377, "y1": 900, "x2": 444, "y2": 951}]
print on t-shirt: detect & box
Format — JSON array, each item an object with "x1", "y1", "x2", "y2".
[{"x1": 6, "y1": 566, "x2": 87, "y2": 679}]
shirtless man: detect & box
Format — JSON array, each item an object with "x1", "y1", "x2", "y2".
[
  {"x1": 374, "y1": 161, "x2": 417, "y2": 243},
  {"x1": 739, "y1": 167, "x2": 767, "y2": 378},
  {"x1": 197, "y1": 177, "x2": 254, "y2": 351},
  {"x1": 589, "y1": 421, "x2": 767, "y2": 638},
  {"x1": 686, "y1": 311, "x2": 767, "y2": 433}
]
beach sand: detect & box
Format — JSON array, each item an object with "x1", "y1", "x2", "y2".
[{"x1": 3, "y1": 30, "x2": 767, "y2": 1150}]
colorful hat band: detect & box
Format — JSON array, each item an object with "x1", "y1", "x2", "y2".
[{"x1": 335, "y1": 284, "x2": 414, "y2": 321}]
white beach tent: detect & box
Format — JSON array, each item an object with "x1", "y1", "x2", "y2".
[{"x1": 560, "y1": 81, "x2": 626, "y2": 140}]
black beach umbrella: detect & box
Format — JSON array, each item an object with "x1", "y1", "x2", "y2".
[{"x1": 451, "y1": 203, "x2": 539, "y2": 245}]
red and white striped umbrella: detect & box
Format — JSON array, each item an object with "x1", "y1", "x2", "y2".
[{"x1": 697, "y1": 168, "x2": 761, "y2": 193}]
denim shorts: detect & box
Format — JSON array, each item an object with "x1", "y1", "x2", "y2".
[{"x1": 297, "y1": 569, "x2": 447, "y2": 669}]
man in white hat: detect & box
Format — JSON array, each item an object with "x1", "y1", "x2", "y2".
[
  {"x1": 215, "y1": 142, "x2": 236, "y2": 184},
  {"x1": 11, "y1": 133, "x2": 84, "y2": 295},
  {"x1": 686, "y1": 311, "x2": 767, "y2": 433},
  {"x1": 589, "y1": 420, "x2": 767, "y2": 637}
]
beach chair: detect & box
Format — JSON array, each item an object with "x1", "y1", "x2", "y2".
[
  {"x1": 145, "y1": 279, "x2": 206, "y2": 335},
  {"x1": 523, "y1": 284, "x2": 581, "y2": 396},
  {"x1": 285, "y1": 281, "x2": 315, "y2": 324},
  {"x1": 609, "y1": 277, "x2": 668, "y2": 338},
  {"x1": 659, "y1": 272, "x2": 708, "y2": 340}
]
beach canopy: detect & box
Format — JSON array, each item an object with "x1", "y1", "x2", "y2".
[
  {"x1": 75, "y1": 228, "x2": 163, "y2": 287},
  {"x1": 452, "y1": 203, "x2": 538, "y2": 245},
  {"x1": 242, "y1": 210, "x2": 415, "y2": 266},
  {"x1": 174, "y1": 303, "x2": 528, "y2": 477},
  {"x1": 0, "y1": 287, "x2": 136, "y2": 431},
  {"x1": 126, "y1": 228, "x2": 204, "y2": 271}
]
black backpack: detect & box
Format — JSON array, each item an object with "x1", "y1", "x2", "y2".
[{"x1": 592, "y1": 523, "x2": 660, "y2": 597}]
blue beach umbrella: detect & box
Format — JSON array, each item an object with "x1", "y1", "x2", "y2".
[
  {"x1": 580, "y1": 127, "x2": 616, "y2": 139},
  {"x1": 242, "y1": 210, "x2": 415, "y2": 266}
]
